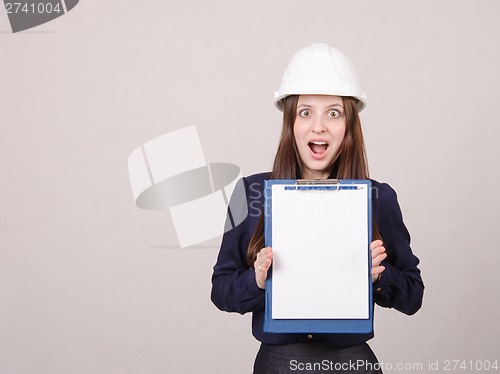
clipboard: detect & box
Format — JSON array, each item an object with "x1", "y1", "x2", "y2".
[{"x1": 263, "y1": 179, "x2": 373, "y2": 334}]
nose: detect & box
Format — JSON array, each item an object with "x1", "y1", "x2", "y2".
[{"x1": 311, "y1": 115, "x2": 326, "y2": 133}]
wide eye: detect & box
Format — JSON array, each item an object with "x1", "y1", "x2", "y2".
[
  {"x1": 299, "y1": 109, "x2": 311, "y2": 117},
  {"x1": 327, "y1": 109, "x2": 341, "y2": 118}
]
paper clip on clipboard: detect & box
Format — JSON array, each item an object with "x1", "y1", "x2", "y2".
[{"x1": 263, "y1": 179, "x2": 373, "y2": 334}]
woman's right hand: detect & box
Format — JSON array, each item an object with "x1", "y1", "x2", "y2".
[{"x1": 254, "y1": 246, "x2": 273, "y2": 289}]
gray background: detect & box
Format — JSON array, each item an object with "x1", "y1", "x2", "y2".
[{"x1": 1, "y1": 1, "x2": 499, "y2": 373}]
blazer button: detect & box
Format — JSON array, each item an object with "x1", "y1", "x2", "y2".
[
  {"x1": 307, "y1": 334, "x2": 313, "y2": 339},
  {"x1": 376, "y1": 287, "x2": 382, "y2": 292}
]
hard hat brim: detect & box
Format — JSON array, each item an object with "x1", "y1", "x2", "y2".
[{"x1": 274, "y1": 93, "x2": 366, "y2": 112}]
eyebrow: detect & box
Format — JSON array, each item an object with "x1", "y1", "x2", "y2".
[{"x1": 297, "y1": 103, "x2": 344, "y2": 109}]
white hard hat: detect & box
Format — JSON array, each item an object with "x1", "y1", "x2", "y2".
[{"x1": 274, "y1": 43, "x2": 366, "y2": 112}]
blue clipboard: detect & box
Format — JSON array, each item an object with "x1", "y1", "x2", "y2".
[{"x1": 263, "y1": 179, "x2": 373, "y2": 334}]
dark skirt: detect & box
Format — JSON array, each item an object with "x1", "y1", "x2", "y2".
[{"x1": 253, "y1": 342, "x2": 382, "y2": 374}]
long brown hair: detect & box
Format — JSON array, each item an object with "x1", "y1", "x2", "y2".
[{"x1": 247, "y1": 95, "x2": 379, "y2": 266}]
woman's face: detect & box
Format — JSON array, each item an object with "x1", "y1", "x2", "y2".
[{"x1": 293, "y1": 95, "x2": 346, "y2": 180}]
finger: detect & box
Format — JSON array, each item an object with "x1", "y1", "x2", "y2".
[
  {"x1": 257, "y1": 265, "x2": 267, "y2": 277},
  {"x1": 374, "y1": 252, "x2": 387, "y2": 262},
  {"x1": 257, "y1": 248, "x2": 273, "y2": 266},
  {"x1": 371, "y1": 246, "x2": 386, "y2": 259},
  {"x1": 256, "y1": 261, "x2": 272, "y2": 289},
  {"x1": 255, "y1": 248, "x2": 273, "y2": 289},
  {"x1": 255, "y1": 252, "x2": 266, "y2": 267},
  {"x1": 257, "y1": 247, "x2": 272, "y2": 261},
  {"x1": 372, "y1": 265, "x2": 385, "y2": 283},
  {"x1": 370, "y1": 240, "x2": 383, "y2": 250},
  {"x1": 372, "y1": 253, "x2": 387, "y2": 267},
  {"x1": 258, "y1": 258, "x2": 272, "y2": 273},
  {"x1": 255, "y1": 254, "x2": 273, "y2": 272},
  {"x1": 371, "y1": 265, "x2": 385, "y2": 276}
]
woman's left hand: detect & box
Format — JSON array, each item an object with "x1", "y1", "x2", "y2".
[{"x1": 370, "y1": 240, "x2": 387, "y2": 283}]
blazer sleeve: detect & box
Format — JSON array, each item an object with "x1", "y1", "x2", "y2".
[
  {"x1": 373, "y1": 183, "x2": 424, "y2": 315},
  {"x1": 210, "y1": 177, "x2": 265, "y2": 314}
]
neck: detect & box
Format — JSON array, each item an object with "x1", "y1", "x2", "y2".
[{"x1": 302, "y1": 169, "x2": 331, "y2": 180}]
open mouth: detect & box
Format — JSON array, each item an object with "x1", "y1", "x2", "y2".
[{"x1": 308, "y1": 141, "x2": 329, "y2": 155}]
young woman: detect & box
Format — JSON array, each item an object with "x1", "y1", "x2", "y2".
[{"x1": 211, "y1": 43, "x2": 424, "y2": 374}]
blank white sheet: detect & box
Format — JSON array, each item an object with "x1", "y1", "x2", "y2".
[{"x1": 271, "y1": 184, "x2": 369, "y2": 319}]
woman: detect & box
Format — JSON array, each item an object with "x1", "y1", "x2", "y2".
[{"x1": 211, "y1": 43, "x2": 424, "y2": 374}]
